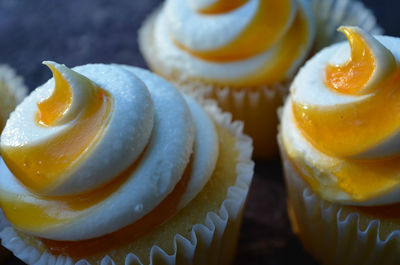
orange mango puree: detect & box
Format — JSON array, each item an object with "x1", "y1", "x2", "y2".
[
  {"x1": 198, "y1": 0, "x2": 247, "y2": 14},
  {"x1": 175, "y1": 0, "x2": 293, "y2": 62},
  {"x1": 238, "y1": 8, "x2": 309, "y2": 86},
  {"x1": 293, "y1": 26, "x2": 400, "y2": 158},
  {"x1": 0, "y1": 68, "x2": 113, "y2": 194},
  {"x1": 0, "y1": 156, "x2": 139, "y2": 231},
  {"x1": 293, "y1": 67, "x2": 400, "y2": 158},
  {"x1": 325, "y1": 27, "x2": 375, "y2": 95},
  {"x1": 41, "y1": 158, "x2": 193, "y2": 258},
  {"x1": 292, "y1": 27, "x2": 400, "y2": 201},
  {"x1": 37, "y1": 63, "x2": 73, "y2": 126}
]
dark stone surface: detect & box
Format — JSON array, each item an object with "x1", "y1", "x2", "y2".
[{"x1": 0, "y1": 0, "x2": 399, "y2": 264}]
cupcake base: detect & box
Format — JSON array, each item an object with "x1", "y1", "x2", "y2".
[
  {"x1": 0, "y1": 100, "x2": 254, "y2": 265},
  {"x1": 279, "y1": 136, "x2": 400, "y2": 265}
]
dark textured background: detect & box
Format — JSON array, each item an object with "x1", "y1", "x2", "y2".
[{"x1": 0, "y1": 0, "x2": 398, "y2": 264}]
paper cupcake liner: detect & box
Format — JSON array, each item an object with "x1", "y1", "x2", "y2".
[
  {"x1": 0, "y1": 97, "x2": 254, "y2": 265},
  {"x1": 312, "y1": 0, "x2": 383, "y2": 51},
  {"x1": 176, "y1": 79, "x2": 288, "y2": 160},
  {"x1": 0, "y1": 64, "x2": 28, "y2": 130},
  {"x1": 278, "y1": 137, "x2": 400, "y2": 265}
]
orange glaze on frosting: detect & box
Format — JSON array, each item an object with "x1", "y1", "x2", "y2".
[
  {"x1": 40, "y1": 157, "x2": 193, "y2": 258},
  {"x1": 197, "y1": 0, "x2": 247, "y2": 14},
  {"x1": 0, "y1": 66, "x2": 113, "y2": 194},
  {"x1": 291, "y1": 27, "x2": 400, "y2": 201},
  {"x1": 237, "y1": 8, "x2": 309, "y2": 86},
  {"x1": 175, "y1": 0, "x2": 293, "y2": 62},
  {"x1": 293, "y1": 27, "x2": 399, "y2": 158},
  {"x1": 37, "y1": 63, "x2": 73, "y2": 126},
  {"x1": 325, "y1": 27, "x2": 376, "y2": 95},
  {"x1": 293, "y1": 67, "x2": 400, "y2": 158},
  {"x1": 0, "y1": 156, "x2": 141, "y2": 231}
]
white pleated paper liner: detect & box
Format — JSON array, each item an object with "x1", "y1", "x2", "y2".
[
  {"x1": 0, "y1": 97, "x2": 254, "y2": 265},
  {"x1": 279, "y1": 136, "x2": 400, "y2": 265},
  {"x1": 170, "y1": 79, "x2": 287, "y2": 159},
  {"x1": 0, "y1": 64, "x2": 28, "y2": 130},
  {"x1": 312, "y1": 0, "x2": 383, "y2": 51}
]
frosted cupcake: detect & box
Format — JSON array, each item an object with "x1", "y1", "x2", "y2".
[
  {"x1": 280, "y1": 26, "x2": 400, "y2": 264},
  {"x1": 139, "y1": 0, "x2": 316, "y2": 159},
  {"x1": 0, "y1": 62, "x2": 254, "y2": 264},
  {"x1": 0, "y1": 64, "x2": 27, "y2": 133}
]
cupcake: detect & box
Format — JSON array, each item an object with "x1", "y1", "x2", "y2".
[
  {"x1": 0, "y1": 64, "x2": 27, "y2": 133},
  {"x1": 279, "y1": 26, "x2": 400, "y2": 264},
  {"x1": 0, "y1": 62, "x2": 254, "y2": 264},
  {"x1": 138, "y1": 0, "x2": 382, "y2": 159}
]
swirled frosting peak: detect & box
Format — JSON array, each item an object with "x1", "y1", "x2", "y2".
[
  {"x1": 325, "y1": 27, "x2": 396, "y2": 96},
  {"x1": 293, "y1": 27, "x2": 398, "y2": 159},
  {"x1": 0, "y1": 63, "x2": 218, "y2": 247},
  {"x1": 0, "y1": 61, "x2": 154, "y2": 196},
  {"x1": 37, "y1": 62, "x2": 98, "y2": 126},
  {"x1": 283, "y1": 27, "x2": 400, "y2": 205},
  {"x1": 152, "y1": 0, "x2": 315, "y2": 86}
]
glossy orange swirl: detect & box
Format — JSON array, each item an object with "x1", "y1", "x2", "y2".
[
  {"x1": 325, "y1": 27, "x2": 376, "y2": 95},
  {"x1": 0, "y1": 63, "x2": 113, "y2": 193},
  {"x1": 197, "y1": 0, "x2": 247, "y2": 14}
]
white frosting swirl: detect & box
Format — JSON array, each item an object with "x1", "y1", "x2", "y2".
[
  {"x1": 0, "y1": 64, "x2": 219, "y2": 241},
  {"x1": 166, "y1": 0, "x2": 262, "y2": 51},
  {"x1": 149, "y1": 0, "x2": 315, "y2": 86},
  {"x1": 1, "y1": 62, "x2": 154, "y2": 196}
]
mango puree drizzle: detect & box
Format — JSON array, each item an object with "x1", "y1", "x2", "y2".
[
  {"x1": 175, "y1": 0, "x2": 293, "y2": 62},
  {"x1": 0, "y1": 67, "x2": 113, "y2": 193},
  {"x1": 293, "y1": 67, "x2": 400, "y2": 158},
  {"x1": 325, "y1": 27, "x2": 376, "y2": 95},
  {"x1": 197, "y1": 0, "x2": 247, "y2": 14}
]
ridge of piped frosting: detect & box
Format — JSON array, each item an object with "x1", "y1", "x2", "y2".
[
  {"x1": 0, "y1": 63, "x2": 219, "y2": 241},
  {"x1": 151, "y1": 0, "x2": 315, "y2": 87}
]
